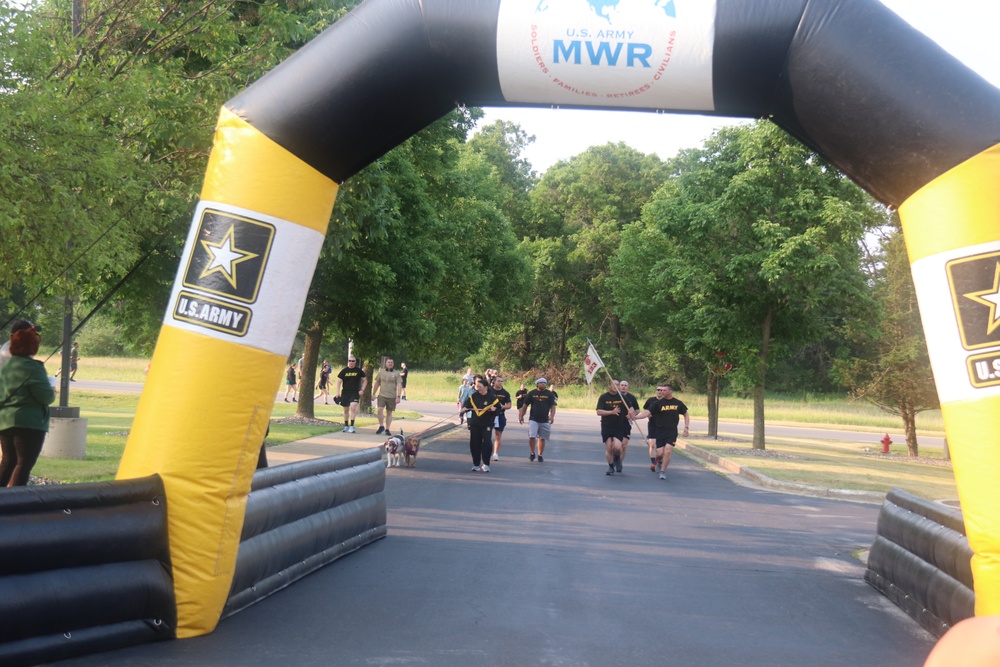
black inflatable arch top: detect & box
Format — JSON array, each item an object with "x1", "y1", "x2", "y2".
[{"x1": 228, "y1": 0, "x2": 1000, "y2": 208}]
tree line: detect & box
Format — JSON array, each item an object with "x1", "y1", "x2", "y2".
[{"x1": 0, "y1": 0, "x2": 937, "y2": 452}]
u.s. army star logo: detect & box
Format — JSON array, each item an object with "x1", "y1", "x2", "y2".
[
  {"x1": 182, "y1": 209, "x2": 274, "y2": 303},
  {"x1": 946, "y1": 251, "x2": 1000, "y2": 350}
]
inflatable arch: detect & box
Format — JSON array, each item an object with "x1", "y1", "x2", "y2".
[{"x1": 116, "y1": 0, "x2": 1000, "y2": 637}]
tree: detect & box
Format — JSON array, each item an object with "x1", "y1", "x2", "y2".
[
  {"x1": 291, "y1": 111, "x2": 530, "y2": 417},
  {"x1": 612, "y1": 121, "x2": 881, "y2": 449},
  {"x1": 486, "y1": 143, "x2": 667, "y2": 374},
  {"x1": 835, "y1": 225, "x2": 939, "y2": 456},
  {"x1": 1, "y1": 0, "x2": 352, "y2": 343}
]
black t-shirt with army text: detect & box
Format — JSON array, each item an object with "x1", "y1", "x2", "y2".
[
  {"x1": 523, "y1": 388, "x2": 556, "y2": 423},
  {"x1": 337, "y1": 367, "x2": 366, "y2": 394},
  {"x1": 492, "y1": 387, "x2": 512, "y2": 413},
  {"x1": 596, "y1": 392, "x2": 629, "y2": 429},
  {"x1": 643, "y1": 396, "x2": 688, "y2": 434}
]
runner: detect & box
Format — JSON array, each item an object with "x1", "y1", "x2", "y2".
[
  {"x1": 596, "y1": 379, "x2": 628, "y2": 475},
  {"x1": 618, "y1": 380, "x2": 640, "y2": 468},
  {"x1": 462, "y1": 375, "x2": 499, "y2": 472},
  {"x1": 490, "y1": 376, "x2": 512, "y2": 462},
  {"x1": 518, "y1": 378, "x2": 557, "y2": 462},
  {"x1": 633, "y1": 384, "x2": 690, "y2": 480},
  {"x1": 335, "y1": 356, "x2": 367, "y2": 433}
]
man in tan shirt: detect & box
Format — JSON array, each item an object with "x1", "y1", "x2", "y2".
[{"x1": 372, "y1": 357, "x2": 403, "y2": 435}]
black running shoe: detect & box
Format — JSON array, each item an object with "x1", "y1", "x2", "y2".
[
  {"x1": 614, "y1": 455, "x2": 622, "y2": 473},
  {"x1": 606, "y1": 468, "x2": 614, "y2": 476},
  {"x1": 537, "y1": 455, "x2": 543, "y2": 462},
  {"x1": 529, "y1": 453, "x2": 535, "y2": 461},
  {"x1": 376, "y1": 426, "x2": 385, "y2": 435}
]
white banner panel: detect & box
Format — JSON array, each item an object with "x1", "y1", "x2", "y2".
[
  {"x1": 497, "y1": 0, "x2": 716, "y2": 111},
  {"x1": 164, "y1": 200, "x2": 323, "y2": 357},
  {"x1": 911, "y1": 239, "x2": 1000, "y2": 403}
]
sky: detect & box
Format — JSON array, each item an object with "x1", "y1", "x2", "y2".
[{"x1": 478, "y1": 0, "x2": 1000, "y2": 174}]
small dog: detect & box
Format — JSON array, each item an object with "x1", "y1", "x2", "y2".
[
  {"x1": 384, "y1": 434, "x2": 404, "y2": 468},
  {"x1": 403, "y1": 436, "x2": 420, "y2": 468},
  {"x1": 383, "y1": 432, "x2": 421, "y2": 468}
]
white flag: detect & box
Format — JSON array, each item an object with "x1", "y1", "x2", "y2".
[{"x1": 583, "y1": 342, "x2": 604, "y2": 385}]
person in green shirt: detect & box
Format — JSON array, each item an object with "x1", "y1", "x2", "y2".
[{"x1": 0, "y1": 325, "x2": 56, "y2": 487}]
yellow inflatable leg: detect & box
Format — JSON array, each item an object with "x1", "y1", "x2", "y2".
[
  {"x1": 900, "y1": 143, "x2": 1000, "y2": 615},
  {"x1": 118, "y1": 108, "x2": 337, "y2": 636}
]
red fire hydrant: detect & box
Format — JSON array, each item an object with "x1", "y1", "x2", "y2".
[{"x1": 881, "y1": 434, "x2": 892, "y2": 454}]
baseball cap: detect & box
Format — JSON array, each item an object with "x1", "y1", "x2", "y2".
[{"x1": 535, "y1": 377, "x2": 547, "y2": 384}]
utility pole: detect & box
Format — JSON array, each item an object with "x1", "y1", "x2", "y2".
[{"x1": 59, "y1": 1, "x2": 82, "y2": 407}]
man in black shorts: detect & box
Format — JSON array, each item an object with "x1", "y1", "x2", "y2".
[
  {"x1": 633, "y1": 384, "x2": 690, "y2": 480},
  {"x1": 596, "y1": 379, "x2": 628, "y2": 475},
  {"x1": 490, "y1": 376, "x2": 512, "y2": 462},
  {"x1": 335, "y1": 356, "x2": 367, "y2": 433},
  {"x1": 617, "y1": 380, "x2": 640, "y2": 468}
]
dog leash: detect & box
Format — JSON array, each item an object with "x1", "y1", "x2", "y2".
[{"x1": 403, "y1": 410, "x2": 466, "y2": 440}]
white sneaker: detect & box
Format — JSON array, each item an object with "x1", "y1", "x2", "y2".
[
  {"x1": 481, "y1": 464, "x2": 490, "y2": 473},
  {"x1": 492, "y1": 453, "x2": 499, "y2": 462},
  {"x1": 471, "y1": 466, "x2": 480, "y2": 472},
  {"x1": 348, "y1": 426, "x2": 356, "y2": 433},
  {"x1": 342, "y1": 426, "x2": 350, "y2": 433},
  {"x1": 659, "y1": 472, "x2": 666, "y2": 480}
]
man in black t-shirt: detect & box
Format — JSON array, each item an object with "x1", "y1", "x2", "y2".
[
  {"x1": 518, "y1": 378, "x2": 556, "y2": 462},
  {"x1": 633, "y1": 384, "x2": 690, "y2": 480},
  {"x1": 596, "y1": 379, "x2": 628, "y2": 475},
  {"x1": 490, "y1": 376, "x2": 513, "y2": 463},
  {"x1": 618, "y1": 380, "x2": 641, "y2": 468},
  {"x1": 335, "y1": 356, "x2": 367, "y2": 433}
]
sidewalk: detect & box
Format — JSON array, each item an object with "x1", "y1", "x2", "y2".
[{"x1": 265, "y1": 414, "x2": 459, "y2": 465}]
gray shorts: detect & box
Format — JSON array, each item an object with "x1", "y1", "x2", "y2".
[{"x1": 528, "y1": 420, "x2": 551, "y2": 441}]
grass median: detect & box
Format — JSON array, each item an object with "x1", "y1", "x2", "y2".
[
  {"x1": 33, "y1": 389, "x2": 419, "y2": 484},
  {"x1": 683, "y1": 433, "x2": 956, "y2": 501}
]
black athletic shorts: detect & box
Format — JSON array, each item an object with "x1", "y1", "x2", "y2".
[
  {"x1": 341, "y1": 391, "x2": 360, "y2": 405},
  {"x1": 601, "y1": 425, "x2": 626, "y2": 442},
  {"x1": 655, "y1": 430, "x2": 678, "y2": 449}
]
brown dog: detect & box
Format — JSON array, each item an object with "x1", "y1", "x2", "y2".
[{"x1": 403, "y1": 436, "x2": 420, "y2": 468}]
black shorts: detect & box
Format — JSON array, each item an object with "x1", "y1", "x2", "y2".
[
  {"x1": 655, "y1": 430, "x2": 678, "y2": 449},
  {"x1": 341, "y1": 391, "x2": 360, "y2": 405},
  {"x1": 601, "y1": 425, "x2": 625, "y2": 442}
]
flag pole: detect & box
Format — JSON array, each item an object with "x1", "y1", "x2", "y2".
[{"x1": 588, "y1": 339, "x2": 647, "y2": 441}]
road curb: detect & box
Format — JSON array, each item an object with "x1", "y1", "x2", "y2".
[{"x1": 678, "y1": 441, "x2": 887, "y2": 505}]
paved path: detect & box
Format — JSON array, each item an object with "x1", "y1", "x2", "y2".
[{"x1": 58, "y1": 409, "x2": 936, "y2": 667}]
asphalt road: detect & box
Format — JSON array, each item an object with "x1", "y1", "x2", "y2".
[{"x1": 56, "y1": 409, "x2": 936, "y2": 667}]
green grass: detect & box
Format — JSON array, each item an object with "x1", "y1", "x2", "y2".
[
  {"x1": 686, "y1": 435, "x2": 957, "y2": 500},
  {"x1": 43, "y1": 356, "x2": 150, "y2": 382},
  {"x1": 31, "y1": 387, "x2": 421, "y2": 483}
]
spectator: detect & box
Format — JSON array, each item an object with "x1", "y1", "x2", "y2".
[
  {"x1": 0, "y1": 325, "x2": 56, "y2": 487},
  {"x1": 372, "y1": 357, "x2": 403, "y2": 435},
  {"x1": 457, "y1": 377, "x2": 473, "y2": 425}
]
